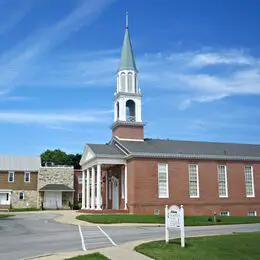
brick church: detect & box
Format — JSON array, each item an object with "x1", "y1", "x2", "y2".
[{"x1": 80, "y1": 17, "x2": 260, "y2": 216}]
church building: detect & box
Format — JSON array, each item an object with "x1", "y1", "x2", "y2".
[{"x1": 80, "y1": 17, "x2": 260, "y2": 216}]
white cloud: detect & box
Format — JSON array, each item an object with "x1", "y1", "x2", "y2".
[
  {"x1": 0, "y1": 0, "x2": 117, "y2": 93},
  {"x1": 0, "y1": 109, "x2": 113, "y2": 126}
]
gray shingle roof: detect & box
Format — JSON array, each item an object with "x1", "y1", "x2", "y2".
[
  {"x1": 0, "y1": 156, "x2": 41, "y2": 171},
  {"x1": 39, "y1": 184, "x2": 73, "y2": 191},
  {"x1": 88, "y1": 144, "x2": 125, "y2": 156},
  {"x1": 117, "y1": 139, "x2": 260, "y2": 159}
]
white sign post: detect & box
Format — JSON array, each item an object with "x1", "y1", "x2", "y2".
[{"x1": 165, "y1": 204, "x2": 185, "y2": 248}]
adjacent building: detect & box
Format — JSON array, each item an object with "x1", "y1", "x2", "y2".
[
  {"x1": 0, "y1": 156, "x2": 41, "y2": 209},
  {"x1": 79, "y1": 18, "x2": 260, "y2": 216}
]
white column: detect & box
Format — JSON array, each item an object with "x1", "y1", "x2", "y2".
[
  {"x1": 91, "y1": 166, "x2": 95, "y2": 209},
  {"x1": 86, "y1": 169, "x2": 90, "y2": 209},
  {"x1": 124, "y1": 164, "x2": 128, "y2": 210},
  {"x1": 81, "y1": 170, "x2": 86, "y2": 209},
  {"x1": 106, "y1": 172, "x2": 108, "y2": 209},
  {"x1": 96, "y1": 164, "x2": 101, "y2": 210}
]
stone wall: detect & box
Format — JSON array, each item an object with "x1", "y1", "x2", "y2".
[
  {"x1": 11, "y1": 190, "x2": 38, "y2": 208},
  {"x1": 38, "y1": 167, "x2": 74, "y2": 190}
]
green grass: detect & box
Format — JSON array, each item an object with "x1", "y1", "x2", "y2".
[
  {"x1": 0, "y1": 214, "x2": 13, "y2": 219},
  {"x1": 135, "y1": 232, "x2": 260, "y2": 260},
  {"x1": 65, "y1": 253, "x2": 108, "y2": 260},
  {"x1": 9, "y1": 207, "x2": 39, "y2": 212},
  {"x1": 76, "y1": 214, "x2": 260, "y2": 225}
]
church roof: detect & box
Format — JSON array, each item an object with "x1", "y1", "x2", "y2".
[
  {"x1": 88, "y1": 144, "x2": 125, "y2": 157},
  {"x1": 115, "y1": 138, "x2": 260, "y2": 161},
  {"x1": 118, "y1": 27, "x2": 137, "y2": 72}
]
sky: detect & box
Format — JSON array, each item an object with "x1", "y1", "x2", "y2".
[{"x1": 1, "y1": 0, "x2": 260, "y2": 155}]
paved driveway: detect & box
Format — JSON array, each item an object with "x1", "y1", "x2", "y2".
[{"x1": 1, "y1": 213, "x2": 260, "y2": 260}]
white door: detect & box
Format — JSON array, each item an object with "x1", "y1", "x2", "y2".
[
  {"x1": 44, "y1": 191, "x2": 62, "y2": 209},
  {"x1": 112, "y1": 177, "x2": 119, "y2": 209},
  {"x1": 0, "y1": 193, "x2": 10, "y2": 205}
]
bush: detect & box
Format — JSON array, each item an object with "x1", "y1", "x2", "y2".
[
  {"x1": 208, "y1": 217, "x2": 213, "y2": 222},
  {"x1": 73, "y1": 202, "x2": 82, "y2": 210},
  {"x1": 216, "y1": 218, "x2": 221, "y2": 222}
]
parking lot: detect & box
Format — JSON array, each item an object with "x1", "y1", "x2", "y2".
[{"x1": 1, "y1": 213, "x2": 260, "y2": 260}]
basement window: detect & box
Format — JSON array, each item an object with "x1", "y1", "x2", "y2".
[
  {"x1": 19, "y1": 192, "x2": 24, "y2": 200},
  {"x1": 248, "y1": 211, "x2": 257, "y2": 216},
  {"x1": 219, "y1": 211, "x2": 230, "y2": 216}
]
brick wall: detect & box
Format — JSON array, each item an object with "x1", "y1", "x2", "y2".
[
  {"x1": 112, "y1": 124, "x2": 144, "y2": 140},
  {"x1": 126, "y1": 158, "x2": 260, "y2": 216}
]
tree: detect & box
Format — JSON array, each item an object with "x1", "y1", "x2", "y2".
[{"x1": 40, "y1": 149, "x2": 81, "y2": 168}]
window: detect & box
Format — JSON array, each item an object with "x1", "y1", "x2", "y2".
[
  {"x1": 19, "y1": 192, "x2": 24, "y2": 200},
  {"x1": 220, "y1": 211, "x2": 230, "y2": 216},
  {"x1": 158, "y1": 163, "x2": 169, "y2": 198},
  {"x1": 217, "y1": 165, "x2": 228, "y2": 197},
  {"x1": 121, "y1": 170, "x2": 125, "y2": 199},
  {"x1": 78, "y1": 176, "x2": 82, "y2": 184},
  {"x1": 244, "y1": 166, "x2": 255, "y2": 197},
  {"x1": 128, "y1": 72, "x2": 133, "y2": 92},
  {"x1": 6, "y1": 193, "x2": 9, "y2": 201},
  {"x1": 188, "y1": 164, "x2": 199, "y2": 198},
  {"x1": 78, "y1": 192, "x2": 82, "y2": 202},
  {"x1": 248, "y1": 211, "x2": 257, "y2": 216},
  {"x1": 24, "y1": 171, "x2": 30, "y2": 183},
  {"x1": 8, "y1": 171, "x2": 14, "y2": 183},
  {"x1": 120, "y1": 73, "x2": 126, "y2": 91}
]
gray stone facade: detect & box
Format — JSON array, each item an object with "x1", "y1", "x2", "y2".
[
  {"x1": 38, "y1": 167, "x2": 74, "y2": 190},
  {"x1": 11, "y1": 190, "x2": 38, "y2": 208}
]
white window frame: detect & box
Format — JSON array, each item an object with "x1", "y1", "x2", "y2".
[
  {"x1": 121, "y1": 169, "x2": 125, "y2": 199},
  {"x1": 24, "y1": 171, "x2": 30, "y2": 183},
  {"x1": 248, "y1": 211, "x2": 257, "y2": 216},
  {"x1": 8, "y1": 171, "x2": 14, "y2": 183},
  {"x1": 188, "y1": 164, "x2": 200, "y2": 198},
  {"x1": 158, "y1": 163, "x2": 169, "y2": 198},
  {"x1": 244, "y1": 165, "x2": 255, "y2": 198},
  {"x1": 19, "y1": 192, "x2": 24, "y2": 200},
  {"x1": 217, "y1": 165, "x2": 228, "y2": 198},
  {"x1": 77, "y1": 176, "x2": 82, "y2": 184},
  {"x1": 220, "y1": 211, "x2": 230, "y2": 216}
]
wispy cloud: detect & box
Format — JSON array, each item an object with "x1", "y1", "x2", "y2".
[
  {"x1": 0, "y1": 0, "x2": 116, "y2": 93},
  {"x1": 0, "y1": 109, "x2": 113, "y2": 126}
]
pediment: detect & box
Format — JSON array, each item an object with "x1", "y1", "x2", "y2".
[{"x1": 79, "y1": 145, "x2": 96, "y2": 166}]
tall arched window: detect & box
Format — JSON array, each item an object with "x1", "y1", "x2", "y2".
[
  {"x1": 126, "y1": 100, "x2": 136, "y2": 122},
  {"x1": 116, "y1": 102, "x2": 119, "y2": 120},
  {"x1": 128, "y1": 72, "x2": 133, "y2": 92},
  {"x1": 120, "y1": 73, "x2": 126, "y2": 92}
]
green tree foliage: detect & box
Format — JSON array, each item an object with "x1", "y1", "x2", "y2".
[{"x1": 40, "y1": 149, "x2": 81, "y2": 169}]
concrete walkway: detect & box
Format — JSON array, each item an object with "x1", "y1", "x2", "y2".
[{"x1": 26, "y1": 239, "x2": 155, "y2": 260}]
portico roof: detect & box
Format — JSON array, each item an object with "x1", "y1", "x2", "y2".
[{"x1": 39, "y1": 184, "x2": 74, "y2": 191}]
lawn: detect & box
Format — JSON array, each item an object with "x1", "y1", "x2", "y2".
[
  {"x1": 0, "y1": 214, "x2": 13, "y2": 219},
  {"x1": 135, "y1": 232, "x2": 260, "y2": 260},
  {"x1": 65, "y1": 253, "x2": 108, "y2": 260},
  {"x1": 9, "y1": 207, "x2": 39, "y2": 212},
  {"x1": 76, "y1": 214, "x2": 260, "y2": 225}
]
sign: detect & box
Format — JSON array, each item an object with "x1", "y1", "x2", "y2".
[
  {"x1": 167, "y1": 205, "x2": 180, "y2": 229},
  {"x1": 165, "y1": 204, "x2": 185, "y2": 248}
]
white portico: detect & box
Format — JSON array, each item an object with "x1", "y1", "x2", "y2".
[{"x1": 80, "y1": 144, "x2": 127, "y2": 211}]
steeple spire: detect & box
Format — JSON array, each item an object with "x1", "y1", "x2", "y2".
[
  {"x1": 118, "y1": 13, "x2": 137, "y2": 72},
  {"x1": 126, "y1": 11, "x2": 128, "y2": 29}
]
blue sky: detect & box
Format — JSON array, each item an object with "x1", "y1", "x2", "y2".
[{"x1": 1, "y1": 0, "x2": 260, "y2": 155}]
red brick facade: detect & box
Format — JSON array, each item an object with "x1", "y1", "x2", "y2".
[
  {"x1": 74, "y1": 169, "x2": 82, "y2": 203},
  {"x1": 123, "y1": 158, "x2": 260, "y2": 216},
  {"x1": 112, "y1": 124, "x2": 144, "y2": 140}
]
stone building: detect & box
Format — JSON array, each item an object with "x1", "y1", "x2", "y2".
[
  {"x1": 38, "y1": 166, "x2": 74, "y2": 209},
  {"x1": 79, "y1": 17, "x2": 260, "y2": 216}
]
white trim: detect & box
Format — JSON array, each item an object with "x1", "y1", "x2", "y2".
[
  {"x1": 105, "y1": 172, "x2": 108, "y2": 209},
  {"x1": 188, "y1": 164, "x2": 200, "y2": 198},
  {"x1": 96, "y1": 164, "x2": 101, "y2": 210},
  {"x1": 218, "y1": 165, "x2": 228, "y2": 198},
  {"x1": 86, "y1": 169, "x2": 90, "y2": 209},
  {"x1": 158, "y1": 163, "x2": 169, "y2": 198},
  {"x1": 244, "y1": 165, "x2": 255, "y2": 198},
  {"x1": 124, "y1": 164, "x2": 128, "y2": 210},
  {"x1": 81, "y1": 170, "x2": 86, "y2": 209},
  {"x1": 121, "y1": 166, "x2": 125, "y2": 199},
  {"x1": 8, "y1": 171, "x2": 14, "y2": 183},
  {"x1": 81, "y1": 158, "x2": 126, "y2": 171},
  {"x1": 116, "y1": 136, "x2": 144, "y2": 142}
]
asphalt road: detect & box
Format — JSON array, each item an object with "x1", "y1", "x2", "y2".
[{"x1": 1, "y1": 213, "x2": 260, "y2": 260}]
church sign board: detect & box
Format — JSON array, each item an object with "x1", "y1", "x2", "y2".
[{"x1": 165, "y1": 204, "x2": 185, "y2": 247}]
